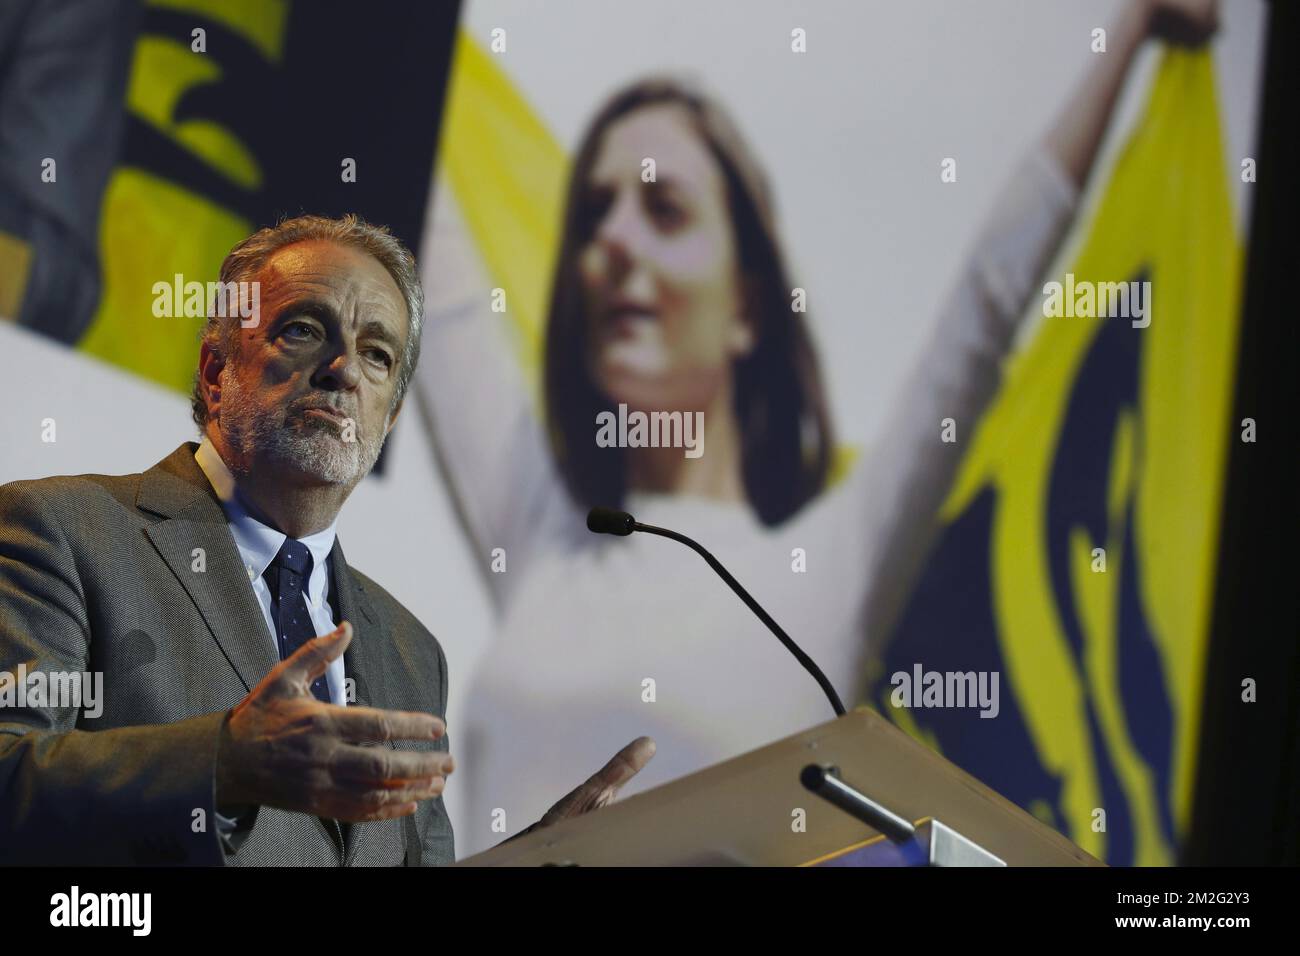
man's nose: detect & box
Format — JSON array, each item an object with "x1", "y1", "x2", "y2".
[{"x1": 313, "y1": 342, "x2": 363, "y2": 391}]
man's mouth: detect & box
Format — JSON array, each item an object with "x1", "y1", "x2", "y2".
[{"x1": 299, "y1": 405, "x2": 351, "y2": 428}]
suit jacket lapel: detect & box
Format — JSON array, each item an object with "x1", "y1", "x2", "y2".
[
  {"x1": 330, "y1": 538, "x2": 402, "y2": 865},
  {"x1": 138, "y1": 442, "x2": 405, "y2": 865},
  {"x1": 332, "y1": 540, "x2": 391, "y2": 717},
  {"x1": 138, "y1": 443, "x2": 279, "y2": 694}
]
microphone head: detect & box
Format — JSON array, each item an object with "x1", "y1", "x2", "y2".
[{"x1": 587, "y1": 506, "x2": 636, "y2": 536}]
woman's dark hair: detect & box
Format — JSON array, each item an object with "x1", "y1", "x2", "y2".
[{"x1": 543, "y1": 77, "x2": 835, "y2": 527}]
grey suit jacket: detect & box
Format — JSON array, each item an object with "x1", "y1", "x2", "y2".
[{"x1": 0, "y1": 441, "x2": 454, "y2": 865}]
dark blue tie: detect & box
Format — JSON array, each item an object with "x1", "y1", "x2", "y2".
[{"x1": 264, "y1": 539, "x2": 331, "y2": 703}]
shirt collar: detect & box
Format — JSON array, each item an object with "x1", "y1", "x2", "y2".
[{"x1": 194, "y1": 436, "x2": 339, "y2": 595}]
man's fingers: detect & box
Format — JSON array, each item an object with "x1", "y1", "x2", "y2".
[
  {"x1": 363, "y1": 802, "x2": 420, "y2": 821},
  {"x1": 329, "y1": 743, "x2": 455, "y2": 786},
  {"x1": 345, "y1": 780, "x2": 444, "y2": 817},
  {"x1": 324, "y1": 780, "x2": 445, "y2": 822},
  {"x1": 278, "y1": 620, "x2": 352, "y2": 689},
  {"x1": 542, "y1": 736, "x2": 657, "y2": 825},
  {"x1": 329, "y1": 704, "x2": 446, "y2": 744},
  {"x1": 584, "y1": 736, "x2": 656, "y2": 794}
]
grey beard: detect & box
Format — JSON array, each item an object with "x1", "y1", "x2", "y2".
[{"x1": 218, "y1": 372, "x2": 388, "y2": 485}]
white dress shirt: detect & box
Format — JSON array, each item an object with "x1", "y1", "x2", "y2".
[{"x1": 193, "y1": 437, "x2": 348, "y2": 706}]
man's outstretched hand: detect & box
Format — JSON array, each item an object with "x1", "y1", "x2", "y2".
[
  {"x1": 512, "y1": 737, "x2": 656, "y2": 842},
  {"x1": 214, "y1": 621, "x2": 454, "y2": 823}
]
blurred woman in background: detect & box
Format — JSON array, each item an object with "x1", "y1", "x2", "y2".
[{"x1": 416, "y1": 0, "x2": 1218, "y2": 856}]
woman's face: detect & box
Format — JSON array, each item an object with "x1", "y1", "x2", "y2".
[{"x1": 578, "y1": 104, "x2": 755, "y2": 413}]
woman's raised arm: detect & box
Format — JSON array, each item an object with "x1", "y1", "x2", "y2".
[
  {"x1": 849, "y1": 0, "x2": 1218, "y2": 648},
  {"x1": 412, "y1": 180, "x2": 581, "y2": 611}
]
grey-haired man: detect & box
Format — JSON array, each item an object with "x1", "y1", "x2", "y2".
[{"x1": 0, "y1": 215, "x2": 654, "y2": 865}]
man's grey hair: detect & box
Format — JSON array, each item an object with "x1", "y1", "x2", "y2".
[{"x1": 190, "y1": 213, "x2": 424, "y2": 431}]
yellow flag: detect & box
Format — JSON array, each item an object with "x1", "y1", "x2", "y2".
[{"x1": 871, "y1": 49, "x2": 1242, "y2": 866}]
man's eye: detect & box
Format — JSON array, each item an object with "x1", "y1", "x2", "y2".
[
  {"x1": 366, "y1": 349, "x2": 393, "y2": 368},
  {"x1": 282, "y1": 321, "x2": 316, "y2": 339}
]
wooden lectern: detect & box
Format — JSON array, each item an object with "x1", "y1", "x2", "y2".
[{"x1": 457, "y1": 706, "x2": 1102, "y2": 867}]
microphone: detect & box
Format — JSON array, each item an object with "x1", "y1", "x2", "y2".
[
  {"x1": 586, "y1": 506, "x2": 635, "y2": 536},
  {"x1": 586, "y1": 506, "x2": 846, "y2": 717}
]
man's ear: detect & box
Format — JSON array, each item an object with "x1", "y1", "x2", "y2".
[
  {"x1": 385, "y1": 394, "x2": 404, "y2": 436},
  {"x1": 198, "y1": 339, "x2": 226, "y2": 422}
]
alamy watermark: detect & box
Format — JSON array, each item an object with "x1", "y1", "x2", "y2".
[
  {"x1": 152, "y1": 274, "x2": 260, "y2": 327},
  {"x1": 50, "y1": 886, "x2": 150, "y2": 936},
  {"x1": 0, "y1": 663, "x2": 103, "y2": 718},
  {"x1": 595, "y1": 403, "x2": 704, "y2": 459},
  {"x1": 1042, "y1": 273, "x2": 1151, "y2": 328},
  {"x1": 889, "y1": 664, "x2": 1000, "y2": 719}
]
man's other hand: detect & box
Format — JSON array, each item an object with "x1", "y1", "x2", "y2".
[
  {"x1": 522, "y1": 736, "x2": 656, "y2": 838},
  {"x1": 214, "y1": 621, "x2": 454, "y2": 822}
]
